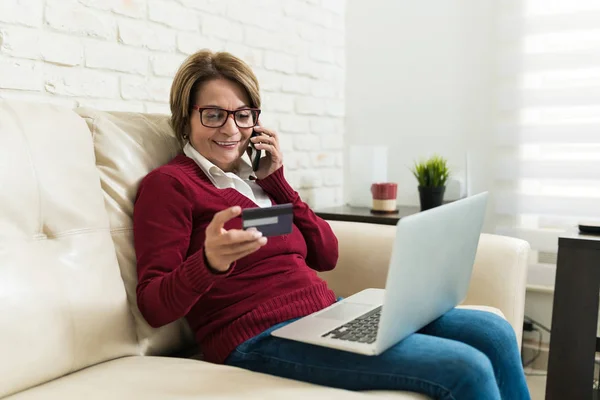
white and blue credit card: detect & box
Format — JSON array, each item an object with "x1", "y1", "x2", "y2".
[{"x1": 242, "y1": 203, "x2": 293, "y2": 237}]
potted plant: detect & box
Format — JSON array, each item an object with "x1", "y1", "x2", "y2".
[{"x1": 411, "y1": 155, "x2": 450, "y2": 211}]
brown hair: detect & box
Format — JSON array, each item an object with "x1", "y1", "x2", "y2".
[{"x1": 169, "y1": 49, "x2": 261, "y2": 145}]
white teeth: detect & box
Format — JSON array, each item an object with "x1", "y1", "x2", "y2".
[{"x1": 215, "y1": 141, "x2": 237, "y2": 146}]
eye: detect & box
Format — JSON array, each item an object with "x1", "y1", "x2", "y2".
[
  {"x1": 236, "y1": 111, "x2": 251, "y2": 120},
  {"x1": 204, "y1": 109, "x2": 225, "y2": 120}
]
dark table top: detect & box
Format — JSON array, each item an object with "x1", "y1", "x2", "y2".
[
  {"x1": 315, "y1": 205, "x2": 421, "y2": 226},
  {"x1": 559, "y1": 231, "x2": 600, "y2": 250}
]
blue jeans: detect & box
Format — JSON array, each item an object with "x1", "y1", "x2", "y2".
[{"x1": 225, "y1": 308, "x2": 530, "y2": 400}]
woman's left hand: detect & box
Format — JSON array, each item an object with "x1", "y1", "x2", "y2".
[{"x1": 250, "y1": 125, "x2": 283, "y2": 180}]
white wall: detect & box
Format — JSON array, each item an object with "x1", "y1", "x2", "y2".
[
  {"x1": 0, "y1": 0, "x2": 346, "y2": 208},
  {"x1": 345, "y1": 0, "x2": 497, "y2": 231}
]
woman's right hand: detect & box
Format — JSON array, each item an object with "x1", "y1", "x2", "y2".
[{"x1": 204, "y1": 206, "x2": 268, "y2": 272}]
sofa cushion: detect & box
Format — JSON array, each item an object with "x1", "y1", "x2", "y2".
[
  {"x1": 75, "y1": 108, "x2": 195, "y2": 356},
  {"x1": 0, "y1": 100, "x2": 138, "y2": 398},
  {"x1": 4, "y1": 356, "x2": 427, "y2": 400}
]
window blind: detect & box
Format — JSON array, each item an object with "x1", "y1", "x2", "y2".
[{"x1": 494, "y1": 0, "x2": 600, "y2": 287}]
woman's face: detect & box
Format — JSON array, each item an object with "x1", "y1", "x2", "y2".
[{"x1": 189, "y1": 78, "x2": 254, "y2": 172}]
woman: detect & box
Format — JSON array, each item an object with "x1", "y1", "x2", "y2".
[{"x1": 133, "y1": 49, "x2": 530, "y2": 400}]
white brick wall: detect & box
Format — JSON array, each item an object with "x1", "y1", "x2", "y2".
[{"x1": 0, "y1": 0, "x2": 345, "y2": 208}]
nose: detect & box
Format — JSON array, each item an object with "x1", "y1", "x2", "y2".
[{"x1": 220, "y1": 114, "x2": 239, "y2": 136}]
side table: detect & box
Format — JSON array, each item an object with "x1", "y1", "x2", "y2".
[
  {"x1": 546, "y1": 233, "x2": 600, "y2": 400},
  {"x1": 315, "y1": 200, "x2": 459, "y2": 226},
  {"x1": 314, "y1": 205, "x2": 420, "y2": 226}
]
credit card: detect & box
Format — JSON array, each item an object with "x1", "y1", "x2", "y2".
[{"x1": 242, "y1": 203, "x2": 293, "y2": 237}]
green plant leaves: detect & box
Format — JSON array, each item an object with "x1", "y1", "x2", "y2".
[{"x1": 410, "y1": 154, "x2": 450, "y2": 187}]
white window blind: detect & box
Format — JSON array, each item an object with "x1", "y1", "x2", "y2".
[{"x1": 494, "y1": 0, "x2": 600, "y2": 287}]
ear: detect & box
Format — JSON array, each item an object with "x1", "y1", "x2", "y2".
[{"x1": 182, "y1": 121, "x2": 191, "y2": 141}]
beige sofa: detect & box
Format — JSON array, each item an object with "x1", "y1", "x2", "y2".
[{"x1": 0, "y1": 100, "x2": 529, "y2": 400}]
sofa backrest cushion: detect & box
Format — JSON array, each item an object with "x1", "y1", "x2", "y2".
[
  {"x1": 75, "y1": 108, "x2": 195, "y2": 356},
  {"x1": 0, "y1": 101, "x2": 138, "y2": 398}
]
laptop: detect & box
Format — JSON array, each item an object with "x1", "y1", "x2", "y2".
[{"x1": 271, "y1": 192, "x2": 489, "y2": 356}]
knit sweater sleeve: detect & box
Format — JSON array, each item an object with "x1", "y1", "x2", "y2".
[
  {"x1": 133, "y1": 170, "x2": 235, "y2": 328},
  {"x1": 256, "y1": 166, "x2": 338, "y2": 272}
]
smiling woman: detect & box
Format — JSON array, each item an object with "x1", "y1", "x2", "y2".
[{"x1": 133, "y1": 48, "x2": 339, "y2": 360}]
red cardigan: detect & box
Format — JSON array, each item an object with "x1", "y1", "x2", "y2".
[{"x1": 133, "y1": 154, "x2": 338, "y2": 363}]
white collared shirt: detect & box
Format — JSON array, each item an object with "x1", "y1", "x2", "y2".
[{"x1": 183, "y1": 142, "x2": 272, "y2": 208}]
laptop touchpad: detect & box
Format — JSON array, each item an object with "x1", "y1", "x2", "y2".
[{"x1": 315, "y1": 303, "x2": 375, "y2": 321}]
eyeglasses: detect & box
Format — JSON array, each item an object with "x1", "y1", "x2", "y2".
[{"x1": 192, "y1": 106, "x2": 261, "y2": 129}]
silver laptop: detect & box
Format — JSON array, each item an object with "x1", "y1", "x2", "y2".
[{"x1": 271, "y1": 192, "x2": 489, "y2": 356}]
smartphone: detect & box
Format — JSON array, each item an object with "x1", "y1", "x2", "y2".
[{"x1": 249, "y1": 130, "x2": 261, "y2": 171}]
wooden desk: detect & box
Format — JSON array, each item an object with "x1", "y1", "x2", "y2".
[
  {"x1": 315, "y1": 205, "x2": 421, "y2": 226},
  {"x1": 314, "y1": 201, "x2": 458, "y2": 226},
  {"x1": 546, "y1": 233, "x2": 600, "y2": 400}
]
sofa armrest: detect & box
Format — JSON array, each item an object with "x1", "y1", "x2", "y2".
[
  {"x1": 319, "y1": 221, "x2": 395, "y2": 298},
  {"x1": 461, "y1": 233, "x2": 530, "y2": 346},
  {"x1": 319, "y1": 220, "x2": 529, "y2": 346}
]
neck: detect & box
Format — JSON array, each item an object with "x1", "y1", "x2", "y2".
[{"x1": 218, "y1": 159, "x2": 240, "y2": 173}]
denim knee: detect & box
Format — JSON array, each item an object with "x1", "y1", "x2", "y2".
[
  {"x1": 451, "y1": 347, "x2": 500, "y2": 399},
  {"x1": 479, "y1": 311, "x2": 519, "y2": 349},
  {"x1": 497, "y1": 315, "x2": 518, "y2": 343}
]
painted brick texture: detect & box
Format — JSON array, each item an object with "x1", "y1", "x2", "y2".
[{"x1": 0, "y1": 0, "x2": 345, "y2": 207}]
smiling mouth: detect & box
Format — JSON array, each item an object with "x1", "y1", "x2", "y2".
[{"x1": 213, "y1": 140, "x2": 239, "y2": 149}]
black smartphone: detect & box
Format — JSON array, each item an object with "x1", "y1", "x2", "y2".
[{"x1": 249, "y1": 130, "x2": 261, "y2": 172}]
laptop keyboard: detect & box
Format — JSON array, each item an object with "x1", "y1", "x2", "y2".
[{"x1": 321, "y1": 306, "x2": 382, "y2": 344}]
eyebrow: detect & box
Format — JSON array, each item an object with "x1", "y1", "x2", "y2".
[{"x1": 201, "y1": 104, "x2": 250, "y2": 110}]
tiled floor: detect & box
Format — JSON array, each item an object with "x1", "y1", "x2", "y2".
[{"x1": 525, "y1": 370, "x2": 546, "y2": 400}]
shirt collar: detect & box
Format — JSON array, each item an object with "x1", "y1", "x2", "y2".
[{"x1": 183, "y1": 142, "x2": 220, "y2": 179}]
